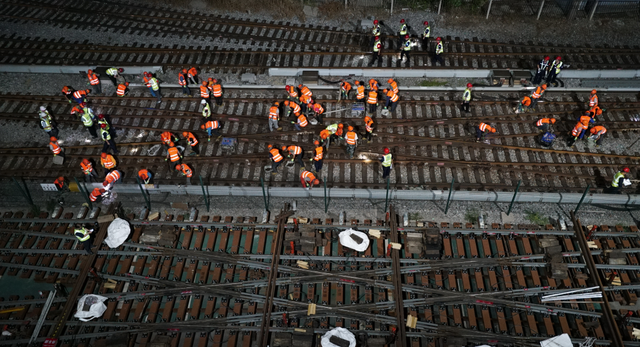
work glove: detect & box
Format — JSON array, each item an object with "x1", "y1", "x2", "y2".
[{"x1": 165, "y1": 158, "x2": 168, "y2": 161}]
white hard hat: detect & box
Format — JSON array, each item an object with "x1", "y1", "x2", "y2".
[
  {"x1": 200, "y1": 99, "x2": 207, "y2": 105},
  {"x1": 40, "y1": 106, "x2": 47, "y2": 111}
]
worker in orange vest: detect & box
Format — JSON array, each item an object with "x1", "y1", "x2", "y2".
[
  {"x1": 355, "y1": 81, "x2": 366, "y2": 105},
  {"x1": 138, "y1": 169, "x2": 152, "y2": 184},
  {"x1": 388, "y1": 78, "x2": 399, "y2": 94},
  {"x1": 210, "y1": 79, "x2": 223, "y2": 106},
  {"x1": 165, "y1": 143, "x2": 182, "y2": 168},
  {"x1": 285, "y1": 85, "x2": 299, "y2": 100},
  {"x1": 200, "y1": 81, "x2": 211, "y2": 107},
  {"x1": 54, "y1": 176, "x2": 66, "y2": 191},
  {"x1": 589, "y1": 89, "x2": 599, "y2": 108},
  {"x1": 367, "y1": 89, "x2": 378, "y2": 113},
  {"x1": 268, "y1": 144, "x2": 284, "y2": 174},
  {"x1": 369, "y1": 79, "x2": 379, "y2": 92},
  {"x1": 100, "y1": 152, "x2": 117, "y2": 173},
  {"x1": 312, "y1": 103, "x2": 324, "y2": 125},
  {"x1": 269, "y1": 102, "x2": 280, "y2": 132},
  {"x1": 515, "y1": 96, "x2": 532, "y2": 114},
  {"x1": 201, "y1": 120, "x2": 221, "y2": 141},
  {"x1": 72, "y1": 89, "x2": 90, "y2": 104},
  {"x1": 116, "y1": 82, "x2": 129, "y2": 97},
  {"x1": 363, "y1": 116, "x2": 374, "y2": 142},
  {"x1": 80, "y1": 158, "x2": 98, "y2": 182},
  {"x1": 319, "y1": 129, "x2": 331, "y2": 148},
  {"x1": 178, "y1": 69, "x2": 190, "y2": 95},
  {"x1": 568, "y1": 121, "x2": 588, "y2": 146},
  {"x1": 176, "y1": 163, "x2": 193, "y2": 185},
  {"x1": 578, "y1": 112, "x2": 594, "y2": 127},
  {"x1": 182, "y1": 131, "x2": 200, "y2": 155},
  {"x1": 284, "y1": 100, "x2": 301, "y2": 118},
  {"x1": 102, "y1": 169, "x2": 122, "y2": 190},
  {"x1": 384, "y1": 88, "x2": 399, "y2": 113},
  {"x1": 143, "y1": 72, "x2": 162, "y2": 103},
  {"x1": 310, "y1": 140, "x2": 324, "y2": 172},
  {"x1": 86, "y1": 69, "x2": 101, "y2": 95},
  {"x1": 160, "y1": 131, "x2": 179, "y2": 146},
  {"x1": 535, "y1": 118, "x2": 556, "y2": 132},
  {"x1": 292, "y1": 113, "x2": 308, "y2": 131},
  {"x1": 49, "y1": 136, "x2": 63, "y2": 158},
  {"x1": 589, "y1": 125, "x2": 607, "y2": 147},
  {"x1": 475, "y1": 123, "x2": 496, "y2": 142},
  {"x1": 300, "y1": 170, "x2": 320, "y2": 190},
  {"x1": 298, "y1": 84, "x2": 313, "y2": 98},
  {"x1": 187, "y1": 67, "x2": 199, "y2": 85},
  {"x1": 61, "y1": 86, "x2": 74, "y2": 103},
  {"x1": 339, "y1": 81, "x2": 352, "y2": 101},
  {"x1": 589, "y1": 105, "x2": 603, "y2": 119},
  {"x1": 530, "y1": 84, "x2": 547, "y2": 108},
  {"x1": 299, "y1": 94, "x2": 313, "y2": 114},
  {"x1": 345, "y1": 126, "x2": 358, "y2": 159},
  {"x1": 89, "y1": 188, "x2": 106, "y2": 203},
  {"x1": 283, "y1": 145, "x2": 305, "y2": 168}
]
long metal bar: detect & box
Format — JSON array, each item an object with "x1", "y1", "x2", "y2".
[
  {"x1": 444, "y1": 177, "x2": 455, "y2": 214},
  {"x1": 507, "y1": 179, "x2": 521, "y2": 215},
  {"x1": 136, "y1": 176, "x2": 151, "y2": 211},
  {"x1": 11, "y1": 176, "x2": 34, "y2": 207},
  {"x1": 389, "y1": 205, "x2": 407, "y2": 346},
  {"x1": 574, "y1": 183, "x2": 591, "y2": 214},
  {"x1": 29, "y1": 289, "x2": 57, "y2": 344},
  {"x1": 199, "y1": 175, "x2": 209, "y2": 212},
  {"x1": 74, "y1": 177, "x2": 92, "y2": 210}
]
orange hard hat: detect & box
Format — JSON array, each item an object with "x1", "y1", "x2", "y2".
[
  {"x1": 202, "y1": 81, "x2": 207, "y2": 86},
  {"x1": 50, "y1": 136, "x2": 57, "y2": 141},
  {"x1": 338, "y1": 124, "x2": 344, "y2": 128},
  {"x1": 62, "y1": 86, "x2": 69, "y2": 92},
  {"x1": 541, "y1": 84, "x2": 547, "y2": 89},
  {"x1": 212, "y1": 79, "x2": 217, "y2": 83},
  {"x1": 384, "y1": 147, "x2": 390, "y2": 154},
  {"x1": 354, "y1": 81, "x2": 360, "y2": 85},
  {"x1": 82, "y1": 158, "x2": 90, "y2": 164},
  {"x1": 313, "y1": 179, "x2": 320, "y2": 185},
  {"x1": 169, "y1": 142, "x2": 175, "y2": 147},
  {"x1": 284, "y1": 101, "x2": 289, "y2": 106},
  {"x1": 591, "y1": 89, "x2": 597, "y2": 94},
  {"x1": 314, "y1": 140, "x2": 319, "y2": 145},
  {"x1": 200, "y1": 124, "x2": 205, "y2": 129},
  {"x1": 101, "y1": 152, "x2": 107, "y2": 158},
  {"x1": 551, "y1": 119, "x2": 557, "y2": 124},
  {"x1": 281, "y1": 146, "x2": 287, "y2": 151},
  {"x1": 88, "y1": 69, "x2": 93, "y2": 74},
  {"x1": 125, "y1": 82, "x2": 129, "y2": 86},
  {"x1": 182, "y1": 131, "x2": 188, "y2": 137},
  {"x1": 383, "y1": 88, "x2": 388, "y2": 93},
  {"x1": 208, "y1": 77, "x2": 213, "y2": 81},
  {"x1": 348, "y1": 126, "x2": 354, "y2": 131},
  {"x1": 182, "y1": 68, "x2": 187, "y2": 73},
  {"x1": 298, "y1": 84, "x2": 303, "y2": 88},
  {"x1": 275, "y1": 102, "x2": 280, "y2": 106},
  {"x1": 623, "y1": 167, "x2": 630, "y2": 173},
  {"x1": 57, "y1": 176, "x2": 64, "y2": 181},
  {"x1": 175, "y1": 164, "x2": 182, "y2": 170},
  {"x1": 387, "y1": 79, "x2": 394, "y2": 83},
  {"x1": 268, "y1": 144, "x2": 273, "y2": 149},
  {"x1": 491, "y1": 129, "x2": 496, "y2": 133}
]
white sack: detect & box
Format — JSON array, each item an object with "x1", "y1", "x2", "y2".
[
  {"x1": 338, "y1": 229, "x2": 370, "y2": 252},
  {"x1": 104, "y1": 218, "x2": 130, "y2": 248},
  {"x1": 540, "y1": 333, "x2": 572, "y2": 347},
  {"x1": 321, "y1": 327, "x2": 356, "y2": 347},
  {"x1": 74, "y1": 294, "x2": 108, "y2": 322}
]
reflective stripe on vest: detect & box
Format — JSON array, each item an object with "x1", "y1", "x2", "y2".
[
  {"x1": 372, "y1": 25, "x2": 380, "y2": 36},
  {"x1": 50, "y1": 142, "x2": 61, "y2": 154},
  {"x1": 75, "y1": 228, "x2": 90, "y2": 242},
  {"x1": 531, "y1": 87, "x2": 542, "y2": 99},
  {"x1": 181, "y1": 165, "x2": 193, "y2": 177},
  {"x1": 536, "y1": 119, "x2": 550, "y2": 126},
  {"x1": 291, "y1": 102, "x2": 301, "y2": 114},
  {"x1": 73, "y1": 91, "x2": 85, "y2": 99},
  {"x1": 314, "y1": 105, "x2": 324, "y2": 114},
  {"x1": 463, "y1": 89, "x2": 471, "y2": 102},
  {"x1": 81, "y1": 112, "x2": 93, "y2": 126},
  {"x1": 301, "y1": 86, "x2": 312, "y2": 97},
  {"x1": 390, "y1": 81, "x2": 398, "y2": 94},
  {"x1": 288, "y1": 146, "x2": 302, "y2": 155},
  {"x1": 382, "y1": 154, "x2": 393, "y2": 167},
  {"x1": 367, "y1": 92, "x2": 377, "y2": 104},
  {"x1": 149, "y1": 78, "x2": 159, "y2": 91},
  {"x1": 168, "y1": 148, "x2": 180, "y2": 162},
  {"x1": 81, "y1": 162, "x2": 93, "y2": 174},
  {"x1": 117, "y1": 85, "x2": 127, "y2": 96},
  {"x1": 106, "y1": 68, "x2": 118, "y2": 76},
  {"x1": 101, "y1": 157, "x2": 116, "y2": 169},
  {"x1": 399, "y1": 24, "x2": 407, "y2": 35},
  {"x1": 202, "y1": 104, "x2": 211, "y2": 118},
  {"x1": 571, "y1": 124, "x2": 585, "y2": 136},
  {"x1": 288, "y1": 86, "x2": 298, "y2": 98},
  {"x1": 436, "y1": 42, "x2": 443, "y2": 54},
  {"x1": 298, "y1": 115, "x2": 308, "y2": 127},
  {"x1": 373, "y1": 40, "x2": 381, "y2": 52},
  {"x1": 270, "y1": 149, "x2": 283, "y2": 162},
  {"x1": 552, "y1": 61, "x2": 563, "y2": 74},
  {"x1": 346, "y1": 132, "x2": 357, "y2": 145},
  {"x1": 387, "y1": 91, "x2": 398, "y2": 103},
  {"x1": 357, "y1": 86, "x2": 365, "y2": 99},
  {"x1": 365, "y1": 121, "x2": 373, "y2": 133},
  {"x1": 269, "y1": 106, "x2": 279, "y2": 120},
  {"x1": 479, "y1": 123, "x2": 490, "y2": 132},
  {"x1": 589, "y1": 95, "x2": 598, "y2": 107},
  {"x1": 403, "y1": 40, "x2": 411, "y2": 51},
  {"x1": 212, "y1": 84, "x2": 222, "y2": 97},
  {"x1": 423, "y1": 26, "x2": 430, "y2": 38},
  {"x1": 88, "y1": 73, "x2": 99, "y2": 85},
  {"x1": 178, "y1": 74, "x2": 186, "y2": 86},
  {"x1": 314, "y1": 147, "x2": 323, "y2": 161},
  {"x1": 106, "y1": 170, "x2": 121, "y2": 183},
  {"x1": 186, "y1": 133, "x2": 198, "y2": 146},
  {"x1": 41, "y1": 118, "x2": 52, "y2": 131},
  {"x1": 612, "y1": 172, "x2": 624, "y2": 188},
  {"x1": 89, "y1": 190, "x2": 100, "y2": 202},
  {"x1": 301, "y1": 171, "x2": 315, "y2": 182},
  {"x1": 206, "y1": 121, "x2": 219, "y2": 129},
  {"x1": 326, "y1": 124, "x2": 338, "y2": 134},
  {"x1": 200, "y1": 86, "x2": 210, "y2": 98},
  {"x1": 98, "y1": 119, "x2": 109, "y2": 130},
  {"x1": 591, "y1": 126, "x2": 607, "y2": 135},
  {"x1": 100, "y1": 128, "x2": 111, "y2": 141}
]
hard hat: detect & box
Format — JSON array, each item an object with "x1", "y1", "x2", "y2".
[
  {"x1": 556, "y1": 56, "x2": 561, "y2": 60},
  {"x1": 82, "y1": 158, "x2": 90, "y2": 164},
  {"x1": 383, "y1": 88, "x2": 388, "y2": 93},
  {"x1": 348, "y1": 126, "x2": 354, "y2": 131},
  {"x1": 285, "y1": 85, "x2": 290, "y2": 91},
  {"x1": 591, "y1": 89, "x2": 597, "y2": 94},
  {"x1": 338, "y1": 124, "x2": 344, "y2": 128},
  {"x1": 544, "y1": 56, "x2": 550, "y2": 61},
  {"x1": 182, "y1": 131, "x2": 188, "y2": 137},
  {"x1": 118, "y1": 68, "x2": 124, "y2": 73},
  {"x1": 50, "y1": 136, "x2": 57, "y2": 141},
  {"x1": 373, "y1": 19, "x2": 378, "y2": 25},
  {"x1": 80, "y1": 102, "x2": 86, "y2": 107},
  {"x1": 143, "y1": 71, "x2": 148, "y2": 76},
  {"x1": 551, "y1": 119, "x2": 557, "y2": 124},
  {"x1": 623, "y1": 167, "x2": 630, "y2": 173},
  {"x1": 182, "y1": 68, "x2": 187, "y2": 73},
  {"x1": 101, "y1": 152, "x2": 107, "y2": 158},
  {"x1": 364, "y1": 116, "x2": 371, "y2": 122},
  {"x1": 312, "y1": 179, "x2": 320, "y2": 185},
  {"x1": 212, "y1": 79, "x2": 217, "y2": 83},
  {"x1": 175, "y1": 164, "x2": 181, "y2": 170},
  {"x1": 298, "y1": 84, "x2": 303, "y2": 88},
  {"x1": 267, "y1": 144, "x2": 273, "y2": 149},
  {"x1": 281, "y1": 146, "x2": 287, "y2": 151},
  {"x1": 275, "y1": 102, "x2": 280, "y2": 106},
  {"x1": 436, "y1": 37, "x2": 441, "y2": 41},
  {"x1": 384, "y1": 147, "x2": 390, "y2": 154},
  {"x1": 541, "y1": 84, "x2": 547, "y2": 89},
  {"x1": 62, "y1": 86, "x2": 69, "y2": 92},
  {"x1": 208, "y1": 77, "x2": 213, "y2": 81},
  {"x1": 491, "y1": 129, "x2": 496, "y2": 133},
  {"x1": 374, "y1": 36, "x2": 379, "y2": 40},
  {"x1": 284, "y1": 101, "x2": 289, "y2": 106},
  {"x1": 387, "y1": 79, "x2": 394, "y2": 84},
  {"x1": 202, "y1": 81, "x2": 207, "y2": 86},
  {"x1": 100, "y1": 123, "x2": 107, "y2": 128},
  {"x1": 404, "y1": 35, "x2": 409, "y2": 39},
  {"x1": 400, "y1": 19, "x2": 405, "y2": 23},
  {"x1": 97, "y1": 114, "x2": 104, "y2": 119},
  {"x1": 355, "y1": 81, "x2": 360, "y2": 85},
  {"x1": 88, "y1": 69, "x2": 93, "y2": 74},
  {"x1": 124, "y1": 82, "x2": 129, "y2": 86},
  {"x1": 40, "y1": 106, "x2": 46, "y2": 111},
  {"x1": 314, "y1": 140, "x2": 320, "y2": 145},
  {"x1": 102, "y1": 181, "x2": 108, "y2": 187},
  {"x1": 57, "y1": 176, "x2": 64, "y2": 181},
  {"x1": 424, "y1": 21, "x2": 429, "y2": 25},
  {"x1": 169, "y1": 142, "x2": 175, "y2": 147},
  {"x1": 200, "y1": 124, "x2": 205, "y2": 129},
  {"x1": 201, "y1": 99, "x2": 207, "y2": 105},
  {"x1": 467, "y1": 83, "x2": 472, "y2": 88}
]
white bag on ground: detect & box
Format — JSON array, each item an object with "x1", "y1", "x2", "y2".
[
  {"x1": 321, "y1": 327, "x2": 356, "y2": 347},
  {"x1": 104, "y1": 218, "x2": 130, "y2": 248},
  {"x1": 540, "y1": 333, "x2": 572, "y2": 347},
  {"x1": 74, "y1": 294, "x2": 108, "y2": 322},
  {"x1": 338, "y1": 229, "x2": 370, "y2": 252}
]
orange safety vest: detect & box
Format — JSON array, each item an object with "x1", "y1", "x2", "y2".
[
  {"x1": 87, "y1": 72, "x2": 99, "y2": 85},
  {"x1": 185, "y1": 132, "x2": 198, "y2": 146},
  {"x1": 270, "y1": 148, "x2": 283, "y2": 162},
  {"x1": 81, "y1": 161, "x2": 93, "y2": 174},
  {"x1": 579, "y1": 115, "x2": 591, "y2": 125},
  {"x1": 117, "y1": 84, "x2": 127, "y2": 96},
  {"x1": 335, "y1": 127, "x2": 344, "y2": 137},
  {"x1": 297, "y1": 115, "x2": 308, "y2": 127},
  {"x1": 589, "y1": 94, "x2": 598, "y2": 107},
  {"x1": 50, "y1": 141, "x2": 61, "y2": 154},
  {"x1": 571, "y1": 123, "x2": 586, "y2": 136},
  {"x1": 590, "y1": 126, "x2": 607, "y2": 135},
  {"x1": 301, "y1": 170, "x2": 316, "y2": 182},
  {"x1": 161, "y1": 132, "x2": 173, "y2": 144},
  {"x1": 365, "y1": 119, "x2": 374, "y2": 133},
  {"x1": 200, "y1": 85, "x2": 210, "y2": 98},
  {"x1": 536, "y1": 118, "x2": 552, "y2": 126},
  {"x1": 89, "y1": 188, "x2": 103, "y2": 201},
  {"x1": 143, "y1": 76, "x2": 151, "y2": 88},
  {"x1": 188, "y1": 67, "x2": 197, "y2": 78},
  {"x1": 73, "y1": 90, "x2": 87, "y2": 99},
  {"x1": 212, "y1": 84, "x2": 222, "y2": 97},
  {"x1": 521, "y1": 96, "x2": 531, "y2": 106},
  {"x1": 180, "y1": 164, "x2": 193, "y2": 177},
  {"x1": 589, "y1": 105, "x2": 602, "y2": 116},
  {"x1": 313, "y1": 104, "x2": 324, "y2": 114},
  {"x1": 168, "y1": 147, "x2": 181, "y2": 162},
  {"x1": 105, "y1": 170, "x2": 121, "y2": 184},
  {"x1": 289, "y1": 102, "x2": 301, "y2": 114},
  {"x1": 269, "y1": 106, "x2": 279, "y2": 120},
  {"x1": 287, "y1": 86, "x2": 298, "y2": 98},
  {"x1": 54, "y1": 178, "x2": 64, "y2": 189},
  {"x1": 320, "y1": 129, "x2": 330, "y2": 140},
  {"x1": 288, "y1": 146, "x2": 302, "y2": 155},
  {"x1": 70, "y1": 105, "x2": 83, "y2": 114},
  {"x1": 369, "y1": 79, "x2": 378, "y2": 91},
  {"x1": 389, "y1": 80, "x2": 399, "y2": 94},
  {"x1": 345, "y1": 131, "x2": 357, "y2": 145},
  {"x1": 300, "y1": 86, "x2": 312, "y2": 97},
  {"x1": 138, "y1": 169, "x2": 150, "y2": 181},
  {"x1": 367, "y1": 91, "x2": 378, "y2": 104},
  {"x1": 299, "y1": 95, "x2": 312, "y2": 105},
  {"x1": 314, "y1": 146, "x2": 323, "y2": 161},
  {"x1": 341, "y1": 82, "x2": 351, "y2": 92},
  {"x1": 206, "y1": 120, "x2": 219, "y2": 129},
  {"x1": 479, "y1": 123, "x2": 493, "y2": 132},
  {"x1": 101, "y1": 155, "x2": 116, "y2": 169},
  {"x1": 178, "y1": 73, "x2": 187, "y2": 86},
  {"x1": 356, "y1": 86, "x2": 365, "y2": 100},
  {"x1": 387, "y1": 90, "x2": 399, "y2": 103},
  {"x1": 531, "y1": 87, "x2": 543, "y2": 99}
]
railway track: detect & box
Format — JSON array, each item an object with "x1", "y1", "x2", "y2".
[{"x1": 0, "y1": 206, "x2": 638, "y2": 346}]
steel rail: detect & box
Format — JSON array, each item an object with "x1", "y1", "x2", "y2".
[{"x1": 389, "y1": 205, "x2": 407, "y2": 346}]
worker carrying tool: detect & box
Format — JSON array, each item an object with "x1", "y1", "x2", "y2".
[
  {"x1": 535, "y1": 117, "x2": 556, "y2": 132},
  {"x1": 283, "y1": 145, "x2": 305, "y2": 168},
  {"x1": 138, "y1": 169, "x2": 152, "y2": 184},
  {"x1": 400, "y1": 34, "x2": 411, "y2": 66},
  {"x1": 49, "y1": 136, "x2": 63, "y2": 158},
  {"x1": 175, "y1": 163, "x2": 193, "y2": 185},
  {"x1": 81, "y1": 158, "x2": 99, "y2": 182},
  {"x1": 589, "y1": 125, "x2": 607, "y2": 147},
  {"x1": 285, "y1": 85, "x2": 299, "y2": 100},
  {"x1": 367, "y1": 89, "x2": 378, "y2": 113},
  {"x1": 461, "y1": 83, "x2": 472, "y2": 113},
  {"x1": 187, "y1": 67, "x2": 199, "y2": 85},
  {"x1": 515, "y1": 96, "x2": 532, "y2": 114},
  {"x1": 105, "y1": 67, "x2": 124, "y2": 86},
  {"x1": 74, "y1": 224, "x2": 95, "y2": 255},
  {"x1": 355, "y1": 81, "x2": 366, "y2": 105},
  {"x1": 116, "y1": 82, "x2": 129, "y2": 97},
  {"x1": 433, "y1": 37, "x2": 444, "y2": 65},
  {"x1": 345, "y1": 126, "x2": 358, "y2": 159},
  {"x1": 100, "y1": 152, "x2": 117, "y2": 173},
  {"x1": 201, "y1": 120, "x2": 221, "y2": 141},
  {"x1": 102, "y1": 169, "x2": 122, "y2": 190},
  {"x1": 546, "y1": 56, "x2": 564, "y2": 85},
  {"x1": 422, "y1": 21, "x2": 430, "y2": 50},
  {"x1": 268, "y1": 144, "x2": 284, "y2": 174},
  {"x1": 532, "y1": 56, "x2": 550, "y2": 84},
  {"x1": 384, "y1": 88, "x2": 399, "y2": 113},
  {"x1": 310, "y1": 140, "x2": 324, "y2": 172},
  {"x1": 165, "y1": 142, "x2": 183, "y2": 168},
  {"x1": 211, "y1": 79, "x2": 223, "y2": 106},
  {"x1": 380, "y1": 147, "x2": 393, "y2": 179},
  {"x1": 178, "y1": 69, "x2": 190, "y2": 96},
  {"x1": 300, "y1": 170, "x2": 320, "y2": 190},
  {"x1": 86, "y1": 69, "x2": 101, "y2": 95},
  {"x1": 475, "y1": 123, "x2": 496, "y2": 142},
  {"x1": 160, "y1": 131, "x2": 179, "y2": 147},
  {"x1": 567, "y1": 121, "x2": 588, "y2": 147},
  {"x1": 608, "y1": 167, "x2": 631, "y2": 194},
  {"x1": 369, "y1": 36, "x2": 382, "y2": 67},
  {"x1": 61, "y1": 86, "x2": 74, "y2": 103},
  {"x1": 182, "y1": 131, "x2": 200, "y2": 155},
  {"x1": 363, "y1": 116, "x2": 374, "y2": 142},
  {"x1": 39, "y1": 106, "x2": 58, "y2": 138},
  {"x1": 530, "y1": 83, "x2": 547, "y2": 108},
  {"x1": 339, "y1": 81, "x2": 351, "y2": 102},
  {"x1": 89, "y1": 188, "x2": 106, "y2": 203},
  {"x1": 269, "y1": 102, "x2": 281, "y2": 132}
]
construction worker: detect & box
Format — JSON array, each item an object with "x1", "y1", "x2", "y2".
[
  {"x1": 398, "y1": 19, "x2": 408, "y2": 46},
  {"x1": 160, "y1": 131, "x2": 179, "y2": 147},
  {"x1": 200, "y1": 81, "x2": 211, "y2": 107},
  {"x1": 81, "y1": 158, "x2": 99, "y2": 182},
  {"x1": 61, "y1": 86, "x2": 74, "y2": 103},
  {"x1": 284, "y1": 100, "x2": 301, "y2": 118},
  {"x1": 211, "y1": 79, "x2": 223, "y2": 106},
  {"x1": 178, "y1": 69, "x2": 190, "y2": 95},
  {"x1": 39, "y1": 106, "x2": 58, "y2": 138},
  {"x1": 532, "y1": 56, "x2": 550, "y2": 84},
  {"x1": 182, "y1": 131, "x2": 200, "y2": 155},
  {"x1": 143, "y1": 72, "x2": 161, "y2": 103},
  {"x1": 380, "y1": 147, "x2": 393, "y2": 179},
  {"x1": 363, "y1": 116, "x2": 374, "y2": 142},
  {"x1": 300, "y1": 170, "x2": 320, "y2": 190},
  {"x1": 312, "y1": 103, "x2": 324, "y2": 125},
  {"x1": 299, "y1": 84, "x2": 313, "y2": 98},
  {"x1": 539, "y1": 131, "x2": 557, "y2": 148},
  {"x1": 187, "y1": 67, "x2": 199, "y2": 85},
  {"x1": 400, "y1": 34, "x2": 411, "y2": 66},
  {"x1": 97, "y1": 114, "x2": 110, "y2": 132},
  {"x1": 311, "y1": 140, "x2": 323, "y2": 172},
  {"x1": 334, "y1": 123, "x2": 345, "y2": 143},
  {"x1": 100, "y1": 124, "x2": 118, "y2": 154},
  {"x1": 176, "y1": 163, "x2": 193, "y2": 185},
  {"x1": 345, "y1": 125, "x2": 358, "y2": 159},
  {"x1": 567, "y1": 121, "x2": 588, "y2": 147},
  {"x1": 369, "y1": 36, "x2": 382, "y2": 67},
  {"x1": 535, "y1": 118, "x2": 556, "y2": 132},
  {"x1": 116, "y1": 82, "x2": 129, "y2": 97},
  {"x1": 609, "y1": 167, "x2": 630, "y2": 194},
  {"x1": 201, "y1": 100, "x2": 211, "y2": 118},
  {"x1": 70, "y1": 104, "x2": 84, "y2": 116},
  {"x1": 433, "y1": 37, "x2": 444, "y2": 65},
  {"x1": 370, "y1": 19, "x2": 380, "y2": 47},
  {"x1": 269, "y1": 102, "x2": 280, "y2": 132},
  {"x1": 285, "y1": 85, "x2": 299, "y2": 100},
  {"x1": 72, "y1": 89, "x2": 90, "y2": 104},
  {"x1": 268, "y1": 144, "x2": 284, "y2": 174},
  {"x1": 589, "y1": 125, "x2": 607, "y2": 147},
  {"x1": 74, "y1": 224, "x2": 95, "y2": 255},
  {"x1": 86, "y1": 69, "x2": 101, "y2": 94},
  {"x1": 49, "y1": 136, "x2": 63, "y2": 158},
  {"x1": 79, "y1": 103, "x2": 97, "y2": 138},
  {"x1": 165, "y1": 143, "x2": 182, "y2": 168},
  {"x1": 138, "y1": 169, "x2": 152, "y2": 184},
  {"x1": 367, "y1": 89, "x2": 378, "y2": 113},
  {"x1": 89, "y1": 188, "x2": 106, "y2": 203},
  {"x1": 355, "y1": 81, "x2": 366, "y2": 105},
  {"x1": 579, "y1": 112, "x2": 594, "y2": 127},
  {"x1": 201, "y1": 120, "x2": 221, "y2": 141},
  {"x1": 589, "y1": 89, "x2": 599, "y2": 108},
  {"x1": 54, "y1": 176, "x2": 66, "y2": 191},
  {"x1": 292, "y1": 113, "x2": 308, "y2": 131},
  {"x1": 462, "y1": 83, "x2": 472, "y2": 113},
  {"x1": 530, "y1": 83, "x2": 547, "y2": 109},
  {"x1": 284, "y1": 145, "x2": 305, "y2": 168},
  {"x1": 105, "y1": 67, "x2": 124, "y2": 86},
  {"x1": 475, "y1": 123, "x2": 496, "y2": 142},
  {"x1": 319, "y1": 129, "x2": 331, "y2": 147},
  {"x1": 422, "y1": 21, "x2": 430, "y2": 51},
  {"x1": 369, "y1": 79, "x2": 379, "y2": 92},
  {"x1": 589, "y1": 105, "x2": 603, "y2": 119},
  {"x1": 299, "y1": 94, "x2": 313, "y2": 114},
  {"x1": 103, "y1": 169, "x2": 122, "y2": 190},
  {"x1": 546, "y1": 56, "x2": 563, "y2": 84},
  {"x1": 100, "y1": 152, "x2": 117, "y2": 173},
  {"x1": 339, "y1": 81, "x2": 351, "y2": 101},
  {"x1": 515, "y1": 96, "x2": 532, "y2": 114},
  {"x1": 385, "y1": 88, "x2": 399, "y2": 113},
  {"x1": 388, "y1": 78, "x2": 399, "y2": 94}
]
